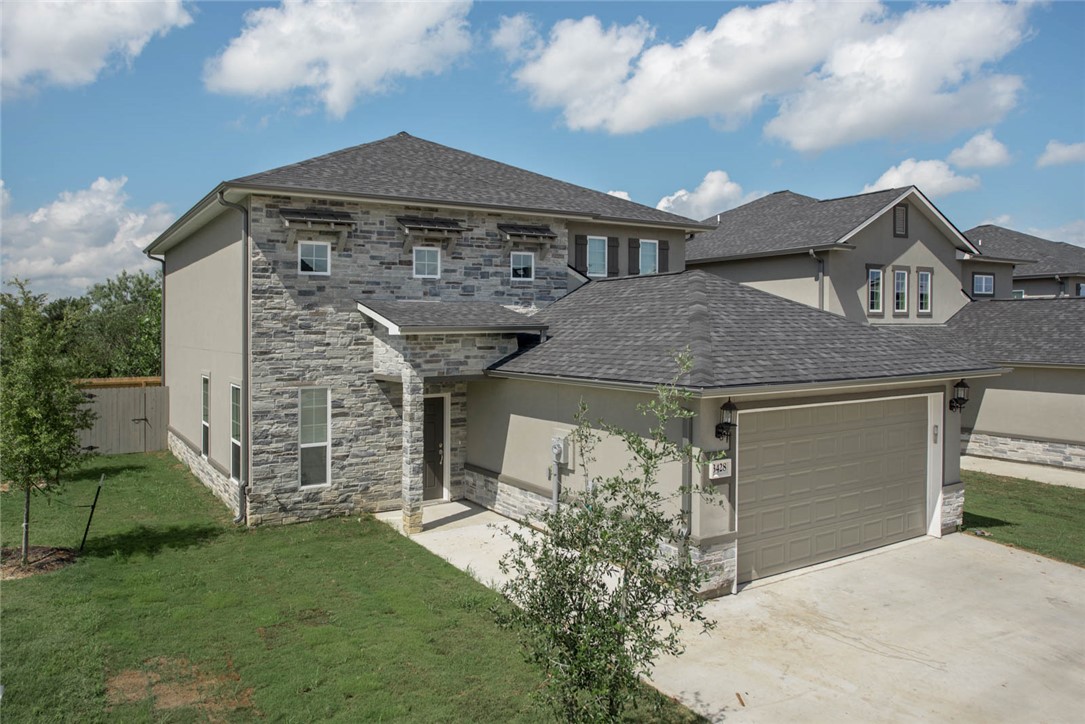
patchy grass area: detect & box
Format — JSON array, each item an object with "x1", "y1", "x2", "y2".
[
  {"x1": 1, "y1": 452, "x2": 700, "y2": 722},
  {"x1": 962, "y1": 470, "x2": 1085, "y2": 567}
]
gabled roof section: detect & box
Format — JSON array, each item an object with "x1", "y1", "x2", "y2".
[
  {"x1": 965, "y1": 225, "x2": 1085, "y2": 278},
  {"x1": 897, "y1": 298, "x2": 1085, "y2": 368},
  {"x1": 491, "y1": 270, "x2": 995, "y2": 390},
  {"x1": 356, "y1": 300, "x2": 547, "y2": 336},
  {"x1": 686, "y1": 186, "x2": 978, "y2": 263}
]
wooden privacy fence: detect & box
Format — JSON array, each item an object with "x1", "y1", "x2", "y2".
[{"x1": 77, "y1": 377, "x2": 169, "y2": 455}]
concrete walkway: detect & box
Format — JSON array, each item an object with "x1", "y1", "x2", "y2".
[
  {"x1": 962, "y1": 455, "x2": 1085, "y2": 489},
  {"x1": 376, "y1": 501, "x2": 1085, "y2": 723}
]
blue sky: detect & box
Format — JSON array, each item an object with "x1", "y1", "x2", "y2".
[{"x1": 2, "y1": 0, "x2": 1083, "y2": 297}]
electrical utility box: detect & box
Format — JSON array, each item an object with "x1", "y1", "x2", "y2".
[{"x1": 550, "y1": 435, "x2": 570, "y2": 465}]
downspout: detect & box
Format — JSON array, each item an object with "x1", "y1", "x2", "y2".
[
  {"x1": 680, "y1": 414, "x2": 693, "y2": 558},
  {"x1": 217, "y1": 191, "x2": 251, "y2": 525},
  {"x1": 809, "y1": 249, "x2": 825, "y2": 311}
]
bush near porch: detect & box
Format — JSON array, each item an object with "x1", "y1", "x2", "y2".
[{"x1": 0, "y1": 452, "x2": 700, "y2": 722}]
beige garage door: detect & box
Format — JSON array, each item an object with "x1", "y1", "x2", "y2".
[{"x1": 737, "y1": 397, "x2": 928, "y2": 584}]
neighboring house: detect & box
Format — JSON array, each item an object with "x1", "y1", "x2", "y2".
[
  {"x1": 147, "y1": 133, "x2": 998, "y2": 596},
  {"x1": 965, "y1": 225, "x2": 1085, "y2": 299},
  {"x1": 901, "y1": 299, "x2": 1085, "y2": 470},
  {"x1": 687, "y1": 187, "x2": 1018, "y2": 324}
]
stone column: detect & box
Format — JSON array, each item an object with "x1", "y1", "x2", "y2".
[{"x1": 401, "y1": 367, "x2": 425, "y2": 534}]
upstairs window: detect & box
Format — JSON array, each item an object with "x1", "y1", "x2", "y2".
[
  {"x1": 201, "y1": 375, "x2": 210, "y2": 458},
  {"x1": 413, "y1": 247, "x2": 440, "y2": 279},
  {"x1": 973, "y1": 273, "x2": 994, "y2": 297},
  {"x1": 298, "y1": 241, "x2": 330, "y2": 275},
  {"x1": 893, "y1": 204, "x2": 908, "y2": 237},
  {"x1": 299, "y1": 388, "x2": 330, "y2": 488},
  {"x1": 917, "y1": 270, "x2": 933, "y2": 315},
  {"x1": 893, "y1": 269, "x2": 908, "y2": 314},
  {"x1": 867, "y1": 267, "x2": 883, "y2": 314},
  {"x1": 511, "y1": 251, "x2": 535, "y2": 281},
  {"x1": 1076, "y1": 283, "x2": 1084, "y2": 297},
  {"x1": 587, "y1": 236, "x2": 607, "y2": 277},
  {"x1": 639, "y1": 240, "x2": 659, "y2": 275},
  {"x1": 1012, "y1": 290, "x2": 1025, "y2": 299}
]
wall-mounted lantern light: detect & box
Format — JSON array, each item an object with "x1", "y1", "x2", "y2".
[
  {"x1": 949, "y1": 379, "x2": 970, "y2": 412},
  {"x1": 715, "y1": 398, "x2": 738, "y2": 446}
]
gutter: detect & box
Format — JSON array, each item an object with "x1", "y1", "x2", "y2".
[
  {"x1": 217, "y1": 191, "x2": 251, "y2": 525},
  {"x1": 809, "y1": 248, "x2": 825, "y2": 310},
  {"x1": 687, "y1": 242, "x2": 853, "y2": 266}
]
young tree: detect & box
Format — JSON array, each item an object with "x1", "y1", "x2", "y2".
[
  {"x1": 497, "y1": 354, "x2": 720, "y2": 722},
  {"x1": 1, "y1": 280, "x2": 96, "y2": 564}
]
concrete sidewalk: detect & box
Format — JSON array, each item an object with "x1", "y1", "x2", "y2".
[{"x1": 961, "y1": 455, "x2": 1085, "y2": 489}]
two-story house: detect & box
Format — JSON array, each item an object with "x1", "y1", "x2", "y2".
[
  {"x1": 148, "y1": 133, "x2": 999, "y2": 595},
  {"x1": 965, "y1": 224, "x2": 1085, "y2": 299}
]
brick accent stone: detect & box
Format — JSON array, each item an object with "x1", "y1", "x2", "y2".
[
  {"x1": 401, "y1": 369, "x2": 424, "y2": 533},
  {"x1": 169, "y1": 429, "x2": 240, "y2": 515},
  {"x1": 941, "y1": 482, "x2": 965, "y2": 535},
  {"x1": 962, "y1": 432, "x2": 1085, "y2": 471},
  {"x1": 464, "y1": 467, "x2": 553, "y2": 521},
  {"x1": 689, "y1": 539, "x2": 737, "y2": 598}
]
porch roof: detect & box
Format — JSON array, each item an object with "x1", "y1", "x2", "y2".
[{"x1": 356, "y1": 299, "x2": 547, "y2": 336}]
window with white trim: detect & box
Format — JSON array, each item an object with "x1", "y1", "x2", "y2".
[
  {"x1": 973, "y1": 273, "x2": 994, "y2": 297},
  {"x1": 1012, "y1": 289, "x2": 1025, "y2": 299},
  {"x1": 298, "y1": 240, "x2": 330, "y2": 275},
  {"x1": 230, "y1": 384, "x2": 241, "y2": 482},
  {"x1": 867, "y1": 268, "x2": 883, "y2": 313},
  {"x1": 1076, "y1": 283, "x2": 1084, "y2": 297},
  {"x1": 639, "y1": 240, "x2": 658, "y2": 275},
  {"x1": 201, "y1": 375, "x2": 210, "y2": 458},
  {"x1": 299, "y1": 388, "x2": 329, "y2": 488},
  {"x1": 894, "y1": 269, "x2": 908, "y2": 313},
  {"x1": 917, "y1": 270, "x2": 932, "y2": 314},
  {"x1": 413, "y1": 247, "x2": 440, "y2": 279},
  {"x1": 510, "y1": 251, "x2": 534, "y2": 280},
  {"x1": 587, "y1": 236, "x2": 607, "y2": 277}
]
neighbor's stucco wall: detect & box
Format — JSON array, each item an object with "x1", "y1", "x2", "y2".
[
  {"x1": 963, "y1": 365, "x2": 1085, "y2": 445},
  {"x1": 960, "y1": 260, "x2": 1016, "y2": 301},
  {"x1": 163, "y1": 209, "x2": 244, "y2": 478},
  {"x1": 695, "y1": 254, "x2": 823, "y2": 310},
  {"x1": 566, "y1": 222, "x2": 686, "y2": 277},
  {"x1": 1012, "y1": 276, "x2": 1085, "y2": 298}
]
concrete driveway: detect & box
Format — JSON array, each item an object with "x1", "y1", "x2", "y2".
[{"x1": 378, "y1": 502, "x2": 1085, "y2": 723}]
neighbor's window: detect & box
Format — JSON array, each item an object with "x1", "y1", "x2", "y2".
[
  {"x1": 639, "y1": 240, "x2": 659, "y2": 275},
  {"x1": 1076, "y1": 283, "x2": 1084, "y2": 297},
  {"x1": 511, "y1": 251, "x2": 535, "y2": 280},
  {"x1": 918, "y1": 270, "x2": 932, "y2": 314},
  {"x1": 298, "y1": 240, "x2": 330, "y2": 275},
  {"x1": 973, "y1": 273, "x2": 994, "y2": 297},
  {"x1": 587, "y1": 236, "x2": 607, "y2": 277},
  {"x1": 413, "y1": 247, "x2": 440, "y2": 279},
  {"x1": 230, "y1": 384, "x2": 241, "y2": 482},
  {"x1": 1012, "y1": 289, "x2": 1025, "y2": 300},
  {"x1": 201, "y1": 375, "x2": 210, "y2": 458},
  {"x1": 894, "y1": 269, "x2": 908, "y2": 314},
  {"x1": 893, "y1": 204, "x2": 908, "y2": 237},
  {"x1": 867, "y1": 268, "x2": 883, "y2": 313},
  {"x1": 299, "y1": 388, "x2": 329, "y2": 487}
]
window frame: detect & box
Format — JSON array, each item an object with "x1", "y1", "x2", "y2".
[
  {"x1": 230, "y1": 384, "x2": 242, "y2": 482},
  {"x1": 510, "y1": 251, "x2": 535, "y2": 281},
  {"x1": 201, "y1": 375, "x2": 210, "y2": 459},
  {"x1": 639, "y1": 239, "x2": 659, "y2": 275},
  {"x1": 299, "y1": 387, "x2": 331, "y2": 489},
  {"x1": 586, "y1": 236, "x2": 607, "y2": 278},
  {"x1": 893, "y1": 204, "x2": 908, "y2": 238},
  {"x1": 412, "y1": 246, "x2": 441, "y2": 279},
  {"x1": 867, "y1": 266, "x2": 884, "y2": 316},
  {"x1": 917, "y1": 268, "x2": 933, "y2": 317},
  {"x1": 298, "y1": 239, "x2": 331, "y2": 276},
  {"x1": 1076, "y1": 283, "x2": 1085, "y2": 298},
  {"x1": 893, "y1": 267, "x2": 909, "y2": 316},
  {"x1": 972, "y1": 272, "x2": 995, "y2": 297}
]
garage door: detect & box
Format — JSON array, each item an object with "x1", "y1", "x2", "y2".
[{"x1": 737, "y1": 397, "x2": 928, "y2": 584}]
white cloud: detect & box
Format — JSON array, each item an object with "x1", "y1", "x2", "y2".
[
  {"x1": 1036, "y1": 140, "x2": 1085, "y2": 168},
  {"x1": 863, "y1": 159, "x2": 979, "y2": 198},
  {"x1": 1025, "y1": 220, "x2": 1085, "y2": 248},
  {"x1": 606, "y1": 190, "x2": 632, "y2": 201},
  {"x1": 980, "y1": 214, "x2": 1014, "y2": 227},
  {"x1": 656, "y1": 171, "x2": 759, "y2": 220},
  {"x1": 204, "y1": 0, "x2": 472, "y2": 118},
  {"x1": 1, "y1": 1, "x2": 192, "y2": 97},
  {"x1": 947, "y1": 130, "x2": 1011, "y2": 168},
  {"x1": 0, "y1": 178, "x2": 173, "y2": 299},
  {"x1": 491, "y1": 13, "x2": 540, "y2": 62}
]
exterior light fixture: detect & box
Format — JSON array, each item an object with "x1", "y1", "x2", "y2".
[
  {"x1": 715, "y1": 398, "x2": 738, "y2": 445},
  {"x1": 949, "y1": 379, "x2": 970, "y2": 412}
]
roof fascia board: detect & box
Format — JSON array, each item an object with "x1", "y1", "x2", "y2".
[
  {"x1": 356, "y1": 302, "x2": 402, "y2": 335},
  {"x1": 400, "y1": 325, "x2": 547, "y2": 335},
  {"x1": 144, "y1": 182, "x2": 234, "y2": 255},
  {"x1": 992, "y1": 360, "x2": 1085, "y2": 370},
  {"x1": 1013, "y1": 272, "x2": 1085, "y2": 279},
  {"x1": 687, "y1": 243, "x2": 854, "y2": 265},
  {"x1": 836, "y1": 187, "x2": 980, "y2": 254}
]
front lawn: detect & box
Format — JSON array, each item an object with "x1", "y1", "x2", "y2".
[
  {"x1": 1, "y1": 452, "x2": 699, "y2": 722},
  {"x1": 962, "y1": 470, "x2": 1085, "y2": 567}
]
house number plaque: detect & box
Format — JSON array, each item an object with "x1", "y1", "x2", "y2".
[{"x1": 708, "y1": 458, "x2": 732, "y2": 480}]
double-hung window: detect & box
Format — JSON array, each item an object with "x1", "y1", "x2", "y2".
[
  {"x1": 201, "y1": 375, "x2": 210, "y2": 458},
  {"x1": 586, "y1": 236, "x2": 607, "y2": 277},
  {"x1": 511, "y1": 251, "x2": 534, "y2": 280},
  {"x1": 972, "y1": 273, "x2": 994, "y2": 297},
  {"x1": 413, "y1": 247, "x2": 440, "y2": 279},
  {"x1": 299, "y1": 388, "x2": 330, "y2": 488},
  {"x1": 230, "y1": 384, "x2": 242, "y2": 482},
  {"x1": 867, "y1": 267, "x2": 884, "y2": 314},
  {"x1": 893, "y1": 269, "x2": 908, "y2": 314},
  {"x1": 298, "y1": 240, "x2": 330, "y2": 275},
  {"x1": 639, "y1": 240, "x2": 659, "y2": 275},
  {"x1": 917, "y1": 269, "x2": 933, "y2": 315}
]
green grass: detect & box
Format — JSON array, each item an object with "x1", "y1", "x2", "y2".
[
  {"x1": 1, "y1": 453, "x2": 700, "y2": 722},
  {"x1": 961, "y1": 470, "x2": 1085, "y2": 567}
]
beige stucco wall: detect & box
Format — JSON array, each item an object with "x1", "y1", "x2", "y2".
[
  {"x1": 163, "y1": 209, "x2": 244, "y2": 470},
  {"x1": 963, "y1": 366, "x2": 1085, "y2": 444},
  {"x1": 697, "y1": 254, "x2": 822, "y2": 310},
  {"x1": 1013, "y1": 276, "x2": 1085, "y2": 298},
  {"x1": 566, "y1": 222, "x2": 686, "y2": 277}
]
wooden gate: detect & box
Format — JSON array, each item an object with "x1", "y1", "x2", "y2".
[{"x1": 77, "y1": 378, "x2": 169, "y2": 455}]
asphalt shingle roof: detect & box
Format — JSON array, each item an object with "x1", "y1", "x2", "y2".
[
  {"x1": 232, "y1": 132, "x2": 702, "y2": 228},
  {"x1": 357, "y1": 299, "x2": 546, "y2": 334},
  {"x1": 686, "y1": 188, "x2": 913, "y2": 262},
  {"x1": 965, "y1": 225, "x2": 1085, "y2": 278},
  {"x1": 896, "y1": 298, "x2": 1085, "y2": 367},
  {"x1": 492, "y1": 270, "x2": 994, "y2": 388}
]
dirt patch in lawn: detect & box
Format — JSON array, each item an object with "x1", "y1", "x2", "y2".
[
  {"x1": 106, "y1": 656, "x2": 255, "y2": 716},
  {"x1": 0, "y1": 546, "x2": 77, "y2": 580}
]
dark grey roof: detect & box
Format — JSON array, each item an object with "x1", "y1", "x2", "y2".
[
  {"x1": 965, "y1": 225, "x2": 1085, "y2": 278},
  {"x1": 356, "y1": 299, "x2": 547, "y2": 335},
  {"x1": 687, "y1": 188, "x2": 916, "y2": 262},
  {"x1": 492, "y1": 270, "x2": 994, "y2": 389},
  {"x1": 231, "y1": 132, "x2": 703, "y2": 229},
  {"x1": 896, "y1": 298, "x2": 1085, "y2": 367}
]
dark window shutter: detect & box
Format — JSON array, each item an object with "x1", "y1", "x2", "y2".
[
  {"x1": 893, "y1": 205, "x2": 908, "y2": 237},
  {"x1": 659, "y1": 240, "x2": 670, "y2": 272},
  {"x1": 607, "y1": 237, "x2": 619, "y2": 277},
  {"x1": 574, "y1": 235, "x2": 588, "y2": 273},
  {"x1": 628, "y1": 238, "x2": 640, "y2": 275}
]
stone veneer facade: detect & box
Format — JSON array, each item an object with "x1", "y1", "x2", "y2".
[
  {"x1": 941, "y1": 481, "x2": 965, "y2": 535},
  {"x1": 169, "y1": 429, "x2": 240, "y2": 514},
  {"x1": 962, "y1": 432, "x2": 1085, "y2": 471}
]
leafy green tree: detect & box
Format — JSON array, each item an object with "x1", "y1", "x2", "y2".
[
  {"x1": 68, "y1": 269, "x2": 162, "y2": 378},
  {"x1": 1, "y1": 280, "x2": 96, "y2": 564},
  {"x1": 497, "y1": 353, "x2": 719, "y2": 722}
]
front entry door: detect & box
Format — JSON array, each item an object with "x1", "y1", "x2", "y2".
[{"x1": 423, "y1": 398, "x2": 445, "y2": 501}]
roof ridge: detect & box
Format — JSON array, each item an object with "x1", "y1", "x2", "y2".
[
  {"x1": 685, "y1": 271, "x2": 715, "y2": 388},
  {"x1": 817, "y1": 186, "x2": 910, "y2": 204}
]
